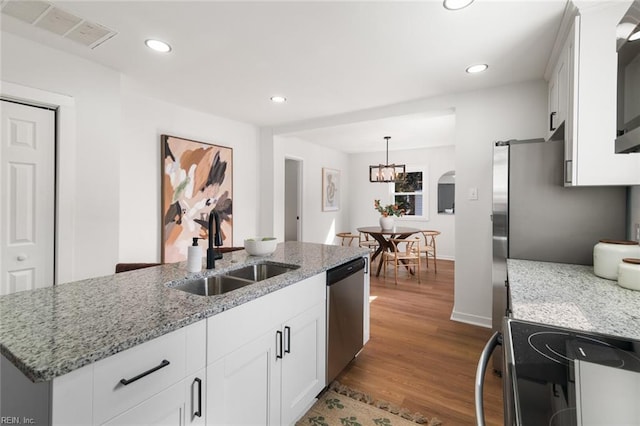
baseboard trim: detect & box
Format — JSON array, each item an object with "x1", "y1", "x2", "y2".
[
  {"x1": 436, "y1": 254, "x2": 455, "y2": 261},
  {"x1": 450, "y1": 310, "x2": 491, "y2": 328}
]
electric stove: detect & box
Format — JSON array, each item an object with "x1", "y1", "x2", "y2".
[{"x1": 503, "y1": 319, "x2": 640, "y2": 425}]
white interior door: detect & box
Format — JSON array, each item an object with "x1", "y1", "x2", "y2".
[{"x1": 1, "y1": 100, "x2": 55, "y2": 295}]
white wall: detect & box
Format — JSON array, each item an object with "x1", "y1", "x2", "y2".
[
  {"x1": 1, "y1": 32, "x2": 260, "y2": 280},
  {"x1": 452, "y1": 81, "x2": 547, "y2": 326},
  {"x1": 270, "y1": 79, "x2": 547, "y2": 327},
  {"x1": 2, "y1": 31, "x2": 550, "y2": 325},
  {"x1": 119, "y1": 81, "x2": 259, "y2": 262},
  {"x1": 258, "y1": 128, "x2": 276, "y2": 238},
  {"x1": 348, "y1": 145, "x2": 456, "y2": 259},
  {"x1": 1, "y1": 33, "x2": 121, "y2": 282},
  {"x1": 274, "y1": 136, "x2": 350, "y2": 244}
]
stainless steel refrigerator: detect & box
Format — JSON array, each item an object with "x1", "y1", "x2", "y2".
[{"x1": 491, "y1": 138, "x2": 627, "y2": 372}]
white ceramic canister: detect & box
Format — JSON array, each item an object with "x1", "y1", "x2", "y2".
[
  {"x1": 618, "y1": 258, "x2": 640, "y2": 291},
  {"x1": 593, "y1": 240, "x2": 640, "y2": 280}
]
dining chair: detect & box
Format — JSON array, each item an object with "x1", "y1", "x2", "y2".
[
  {"x1": 358, "y1": 231, "x2": 379, "y2": 252},
  {"x1": 336, "y1": 232, "x2": 359, "y2": 246},
  {"x1": 382, "y1": 237, "x2": 421, "y2": 285},
  {"x1": 414, "y1": 230, "x2": 440, "y2": 273}
]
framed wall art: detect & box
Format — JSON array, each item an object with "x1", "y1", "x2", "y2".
[
  {"x1": 322, "y1": 167, "x2": 340, "y2": 211},
  {"x1": 161, "y1": 134, "x2": 233, "y2": 263}
]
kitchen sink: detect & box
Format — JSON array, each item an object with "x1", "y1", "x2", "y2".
[
  {"x1": 171, "y1": 275, "x2": 254, "y2": 296},
  {"x1": 226, "y1": 263, "x2": 298, "y2": 281},
  {"x1": 169, "y1": 262, "x2": 299, "y2": 296}
]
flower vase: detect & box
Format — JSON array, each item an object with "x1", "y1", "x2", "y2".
[{"x1": 379, "y1": 216, "x2": 394, "y2": 230}]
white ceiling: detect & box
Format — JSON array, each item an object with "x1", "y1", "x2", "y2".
[
  {"x1": 1, "y1": 0, "x2": 568, "y2": 151},
  {"x1": 280, "y1": 110, "x2": 457, "y2": 153}
]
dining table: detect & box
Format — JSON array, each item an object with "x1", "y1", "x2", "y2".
[{"x1": 357, "y1": 226, "x2": 421, "y2": 277}]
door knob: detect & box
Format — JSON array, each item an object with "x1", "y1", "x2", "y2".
[{"x1": 17, "y1": 254, "x2": 27, "y2": 261}]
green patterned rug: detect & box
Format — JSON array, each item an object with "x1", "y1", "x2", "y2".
[{"x1": 296, "y1": 382, "x2": 442, "y2": 426}]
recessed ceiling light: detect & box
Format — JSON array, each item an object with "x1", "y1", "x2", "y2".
[
  {"x1": 466, "y1": 64, "x2": 488, "y2": 74},
  {"x1": 145, "y1": 39, "x2": 171, "y2": 53},
  {"x1": 630, "y1": 30, "x2": 640, "y2": 42},
  {"x1": 443, "y1": 0, "x2": 474, "y2": 11},
  {"x1": 270, "y1": 96, "x2": 287, "y2": 103}
]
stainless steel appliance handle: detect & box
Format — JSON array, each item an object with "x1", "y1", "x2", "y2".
[{"x1": 475, "y1": 331, "x2": 500, "y2": 426}]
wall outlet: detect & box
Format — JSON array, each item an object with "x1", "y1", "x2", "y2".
[
  {"x1": 635, "y1": 223, "x2": 640, "y2": 242},
  {"x1": 468, "y1": 187, "x2": 478, "y2": 201}
]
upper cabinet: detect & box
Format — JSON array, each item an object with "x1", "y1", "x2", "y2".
[
  {"x1": 547, "y1": 32, "x2": 570, "y2": 141},
  {"x1": 548, "y1": 2, "x2": 640, "y2": 186}
]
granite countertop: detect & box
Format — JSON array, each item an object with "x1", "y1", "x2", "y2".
[
  {"x1": 0, "y1": 242, "x2": 368, "y2": 383},
  {"x1": 507, "y1": 259, "x2": 640, "y2": 340}
]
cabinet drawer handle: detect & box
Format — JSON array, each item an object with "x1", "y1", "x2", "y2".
[
  {"x1": 193, "y1": 377, "x2": 202, "y2": 418},
  {"x1": 119, "y1": 359, "x2": 170, "y2": 386},
  {"x1": 549, "y1": 111, "x2": 557, "y2": 131},
  {"x1": 276, "y1": 330, "x2": 283, "y2": 360},
  {"x1": 284, "y1": 326, "x2": 291, "y2": 354}
]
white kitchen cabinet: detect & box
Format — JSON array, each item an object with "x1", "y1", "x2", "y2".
[
  {"x1": 98, "y1": 370, "x2": 205, "y2": 426},
  {"x1": 548, "y1": 70, "x2": 558, "y2": 140},
  {"x1": 101, "y1": 380, "x2": 185, "y2": 426},
  {"x1": 185, "y1": 371, "x2": 206, "y2": 426},
  {"x1": 207, "y1": 301, "x2": 325, "y2": 426},
  {"x1": 206, "y1": 273, "x2": 326, "y2": 426},
  {"x1": 207, "y1": 327, "x2": 280, "y2": 425},
  {"x1": 548, "y1": 36, "x2": 569, "y2": 141},
  {"x1": 92, "y1": 327, "x2": 188, "y2": 425},
  {"x1": 44, "y1": 320, "x2": 206, "y2": 426},
  {"x1": 550, "y1": 3, "x2": 640, "y2": 186},
  {"x1": 280, "y1": 302, "x2": 326, "y2": 425}
]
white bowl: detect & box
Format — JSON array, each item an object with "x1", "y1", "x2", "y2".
[{"x1": 244, "y1": 237, "x2": 278, "y2": 256}]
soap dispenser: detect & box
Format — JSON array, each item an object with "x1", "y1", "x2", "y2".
[{"x1": 187, "y1": 237, "x2": 203, "y2": 273}]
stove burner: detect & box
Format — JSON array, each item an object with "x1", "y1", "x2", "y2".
[{"x1": 528, "y1": 331, "x2": 626, "y2": 368}]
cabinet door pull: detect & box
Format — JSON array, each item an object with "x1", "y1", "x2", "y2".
[
  {"x1": 549, "y1": 111, "x2": 557, "y2": 131},
  {"x1": 284, "y1": 326, "x2": 291, "y2": 354},
  {"x1": 193, "y1": 377, "x2": 202, "y2": 418},
  {"x1": 119, "y1": 359, "x2": 170, "y2": 386},
  {"x1": 276, "y1": 330, "x2": 283, "y2": 360}
]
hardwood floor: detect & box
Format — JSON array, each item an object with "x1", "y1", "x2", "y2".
[{"x1": 336, "y1": 258, "x2": 504, "y2": 425}]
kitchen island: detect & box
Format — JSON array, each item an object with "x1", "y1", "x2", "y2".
[
  {"x1": 0, "y1": 242, "x2": 369, "y2": 426},
  {"x1": 507, "y1": 258, "x2": 640, "y2": 340}
]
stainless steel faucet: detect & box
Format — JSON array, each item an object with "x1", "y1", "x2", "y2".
[{"x1": 206, "y1": 210, "x2": 223, "y2": 269}]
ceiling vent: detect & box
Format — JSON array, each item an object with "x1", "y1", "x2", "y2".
[{"x1": 1, "y1": 0, "x2": 117, "y2": 49}]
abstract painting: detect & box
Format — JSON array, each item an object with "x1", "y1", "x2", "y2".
[
  {"x1": 322, "y1": 168, "x2": 339, "y2": 211},
  {"x1": 161, "y1": 135, "x2": 233, "y2": 263}
]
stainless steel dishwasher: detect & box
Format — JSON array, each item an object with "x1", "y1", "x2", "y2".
[{"x1": 326, "y1": 256, "x2": 366, "y2": 384}]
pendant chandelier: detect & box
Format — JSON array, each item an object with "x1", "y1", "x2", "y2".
[{"x1": 369, "y1": 136, "x2": 406, "y2": 183}]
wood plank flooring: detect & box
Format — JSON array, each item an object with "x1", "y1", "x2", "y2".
[{"x1": 336, "y1": 259, "x2": 504, "y2": 425}]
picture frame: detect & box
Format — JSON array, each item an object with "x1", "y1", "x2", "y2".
[
  {"x1": 322, "y1": 167, "x2": 340, "y2": 211},
  {"x1": 161, "y1": 134, "x2": 233, "y2": 263}
]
